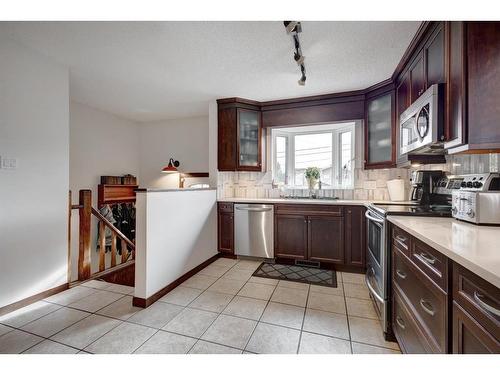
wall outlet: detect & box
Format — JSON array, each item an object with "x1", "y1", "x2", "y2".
[{"x1": 0, "y1": 156, "x2": 18, "y2": 169}]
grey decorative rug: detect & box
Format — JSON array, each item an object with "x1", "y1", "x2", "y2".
[{"x1": 252, "y1": 263, "x2": 337, "y2": 288}]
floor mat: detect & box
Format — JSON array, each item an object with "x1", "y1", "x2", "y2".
[{"x1": 252, "y1": 263, "x2": 337, "y2": 288}]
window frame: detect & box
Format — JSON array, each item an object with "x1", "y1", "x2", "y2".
[{"x1": 271, "y1": 122, "x2": 356, "y2": 189}]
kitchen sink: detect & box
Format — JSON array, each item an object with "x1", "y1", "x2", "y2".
[{"x1": 283, "y1": 196, "x2": 340, "y2": 200}]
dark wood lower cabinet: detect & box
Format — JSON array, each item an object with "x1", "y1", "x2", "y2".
[
  {"x1": 344, "y1": 206, "x2": 366, "y2": 268},
  {"x1": 308, "y1": 216, "x2": 344, "y2": 263},
  {"x1": 391, "y1": 223, "x2": 500, "y2": 354},
  {"x1": 217, "y1": 203, "x2": 234, "y2": 255},
  {"x1": 274, "y1": 214, "x2": 307, "y2": 260}
]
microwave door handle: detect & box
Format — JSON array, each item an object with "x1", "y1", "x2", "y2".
[{"x1": 414, "y1": 109, "x2": 427, "y2": 142}]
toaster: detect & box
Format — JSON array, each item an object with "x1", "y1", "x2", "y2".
[{"x1": 452, "y1": 191, "x2": 500, "y2": 225}]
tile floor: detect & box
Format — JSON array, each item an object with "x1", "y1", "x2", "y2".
[{"x1": 0, "y1": 258, "x2": 400, "y2": 354}]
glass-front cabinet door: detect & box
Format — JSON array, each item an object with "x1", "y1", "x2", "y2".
[
  {"x1": 237, "y1": 108, "x2": 262, "y2": 170},
  {"x1": 365, "y1": 91, "x2": 395, "y2": 169}
]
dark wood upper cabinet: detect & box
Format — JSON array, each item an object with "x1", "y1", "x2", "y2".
[
  {"x1": 425, "y1": 23, "x2": 446, "y2": 88},
  {"x1": 217, "y1": 203, "x2": 234, "y2": 255},
  {"x1": 274, "y1": 214, "x2": 308, "y2": 260},
  {"x1": 217, "y1": 99, "x2": 263, "y2": 172},
  {"x1": 344, "y1": 206, "x2": 366, "y2": 268},
  {"x1": 364, "y1": 85, "x2": 396, "y2": 169},
  {"x1": 308, "y1": 216, "x2": 344, "y2": 264},
  {"x1": 409, "y1": 52, "x2": 425, "y2": 103}
]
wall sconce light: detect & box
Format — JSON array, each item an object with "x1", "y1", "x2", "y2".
[{"x1": 162, "y1": 158, "x2": 180, "y2": 174}]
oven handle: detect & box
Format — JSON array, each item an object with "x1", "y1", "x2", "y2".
[
  {"x1": 365, "y1": 210, "x2": 385, "y2": 224},
  {"x1": 365, "y1": 270, "x2": 385, "y2": 304}
]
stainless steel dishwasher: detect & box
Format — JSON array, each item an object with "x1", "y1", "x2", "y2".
[{"x1": 234, "y1": 204, "x2": 274, "y2": 259}]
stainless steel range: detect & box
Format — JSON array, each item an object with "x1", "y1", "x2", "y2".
[{"x1": 365, "y1": 170, "x2": 457, "y2": 338}]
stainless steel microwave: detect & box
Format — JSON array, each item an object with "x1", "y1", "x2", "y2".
[{"x1": 399, "y1": 84, "x2": 445, "y2": 155}]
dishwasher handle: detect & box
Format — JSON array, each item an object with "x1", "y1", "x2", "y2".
[{"x1": 235, "y1": 206, "x2": 273, "y2": 212}]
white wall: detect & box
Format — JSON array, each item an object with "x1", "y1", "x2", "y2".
[
  {"x1": 138, "y1": 116, "x2": 209, "y2": 188},
  {"x1": 134, "y1": 189, "x2": 217, "y2": 299},
  {"x1": 69, "y1": 101, "x2": 140, "y2": 280},
  {"x1": 0, "y1": 37, "x2": 69, "y2": 308}
]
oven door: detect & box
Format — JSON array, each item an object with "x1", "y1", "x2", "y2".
[{"x1": 365, "y1": 209, "x2": 388, "y2": 328}]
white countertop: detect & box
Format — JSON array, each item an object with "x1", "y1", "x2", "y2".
[
  {"x1": 218, "y1": 197, "x2": 415, "y2": 206},
  {"x1": 387, "y1": 216, "x2": 500, "y2": 289}
]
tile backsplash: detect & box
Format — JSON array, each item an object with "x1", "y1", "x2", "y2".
[{"x1": 217, "y1": 153, "x2": 500, "y2": 201}]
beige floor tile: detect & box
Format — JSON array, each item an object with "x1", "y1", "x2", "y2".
[
  {"x1": 23, "y1": 339, "x2": 79, "y2": 354},
  {"x1": 0, "y1": 330, "x2": 44, "y2": 354},
  {"x1": 222, "y1": 268, "x2": 254, "y2": 281},
  {"x1": 84, "y1": 322, "x2": 156, "y2": 354},
  {"x1": 260, "y1": 302, "x2": 305, "y2": 330},
  {"x1": 238, "y1": 282, "x2": 276, "y2": 300},
  {"x1": 212, "y1": 258, "x2": 239, "y2": 268},
  {"x1": 0, "y1": 324, "x2": 13, "y2": 337},
  {"x1": 68, "y1": 290, "x2": 124, "y2": 313},
  {"x1": 307, "y1": 292, "x2": 346, "y2": 314},
  {"x1": 105, "y1": 284, "x2": 135, "y2": 295},
  {"x1": 201, "y1": 314, "x2": 256, "y2": 349},
  {"x1": 349, "y1": 316, "x2": 400, "y2": 350},
  {"x1": 342, "y1": 272, "x2": 365, "y2": 285},
  {"x1": 198, "y1": 264, "x2": 231, "y2": 278},
  {"x1": 134, "y1": 331, "x2": 197, "y2": 354},
  {"x1": 21, "y1": 307, "x2": 90, "y2": 338},
  {"x1": 189, "y1": 340, "x2": 242, "y2": 354},
  {"x1": 52, "y1": 314, "x2": 121, "y2": 349},
  {"x1": 344, "y1": 282, "x2": 370, "y2": 300},
  {"x1": 248, "y1": 276, "x2": 278, "y2": 286},
  {"x1": 346, "y1": 297, "x2": 379, "y2": 320},
  {"x1": 96, "y1": 295, "x2": 142, "y2": 320},
  {"x1": 44, "y1": 286, "x2": 97, "y2": 306},
  {"x1": 0, "y1": 301, "x2": 61, "y2": 328},
  {"x1": 246, "y1": 322, "x2": 300, "y2": 354},
  {"x1": 302, "y1": 309, "x2": 350, "y2": 340},
  {"x1": 127, "y1": 301, "x2": 183, "y2": 328},
  {"x1": 310, "y1": 284, "x2": 343, "y2": 296},
  {"x1": 207, "y1": 277, "x2": 246, "y2": 295},
  {"x1": 222, "y1": 296, "x2": 267, "y2": 321},
  {"x1": 162, "y1": 307, "x2": 218, "y2": 338},
  {"x1": 271, "y1": 287, "x2": 308, "y2": 307},
  {"x1": 299, "y1": 332, "x2": 351, "y2": 354},
  {"x1": 278, "y1": 280, "x2": 310, "y2": 291},
  {"x1": 181, "y1": 274, "x2": 218, "y2": 290},
  {"x1": 81, "y1": 280, "x2": 112, "y2": 290},
  {"x1": 189, "y1": 290, "x2": 233, "y2": 313},
  {"x1": 233, "y1": 260, "x2": 262, "y2": 271},
  {"x1": 159, "y1": 286, "x2": 202, "y2": 306},
  {"x1": 352, "y1": 342, "x2": 401, "y2": 354}
]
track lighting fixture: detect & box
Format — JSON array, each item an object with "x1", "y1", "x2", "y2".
[{"x1": 284, "y1": 21, "x2": 307, "y2": 86}]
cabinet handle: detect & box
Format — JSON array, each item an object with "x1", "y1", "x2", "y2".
[
  {"x1": 395, "y1": 235, "x2": 407, "y2": 243},
  {"x1": 395, "y1": 316, "x2": 406, "y2": 330},
  {"x1": 419, "y1": 299, "x2": 435, "y2": 316},
  {"x1": 474, "y1": 291, "x2": 500, "y2": 317},
  {"x1": 419, "y1": 252, "x2": 436, "y2": 265},
  {"x1": 396, "y1": 269, "x2": 407, "y2": 280}
]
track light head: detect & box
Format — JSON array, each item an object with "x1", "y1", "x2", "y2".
[
  {"x1": 294, "y1": 52, "x2": 305, "y2": 65},
  {"x1": 284, "y1": 21, "x2": 302, "y2": 34}
]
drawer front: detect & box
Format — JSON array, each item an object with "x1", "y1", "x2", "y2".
[
  {"x1": 393, "y1": 248, "x2": 448, "y2": 353},
  {"x1": 275, "y1": 204, "x2": 343, "y2": 216},
  {"x1": 453, "y1": 302, "x2": 500, "y2": 354},
  {"x1": 453, "y1": 262, "x2": 500, "y2": 341},
  {"x1": 410, "y1": 237, "x2": 448, "y2": 292},
  {"x1": 393, "y1": 289, "x2": 431, "y2": 354},
  {"x1": 392, "y1": 226, "x2": 411, "y2": 256},
  {"x1": 218, "y1": 202, "x2": 234, "y2": 213}
]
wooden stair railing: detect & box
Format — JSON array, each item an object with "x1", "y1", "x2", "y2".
[{"x1": 73, "y1": 189, "x2": 135, "y2": 281}]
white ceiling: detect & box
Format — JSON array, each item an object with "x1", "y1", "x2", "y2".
[{"x1": 1, "y1": 21, "x2": 420, "y2": 122}]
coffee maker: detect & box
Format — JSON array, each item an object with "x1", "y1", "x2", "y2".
[{"x1": 410, "y1": 170, "x2": 446, "y2": 205}]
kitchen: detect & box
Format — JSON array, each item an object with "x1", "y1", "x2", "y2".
[{"x1": 0, "y1": 5, "x2": 499, "y2": 370}]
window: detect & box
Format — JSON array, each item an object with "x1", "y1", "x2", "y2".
[{"x1": 271, "y1": 122, "x2": 356, "y2": 189}]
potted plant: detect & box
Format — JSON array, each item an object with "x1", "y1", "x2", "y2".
[{"x1": 304, "y1": 167, "x2": 320, "y2": 190}]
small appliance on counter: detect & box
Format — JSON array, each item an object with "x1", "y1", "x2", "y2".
[
  {"x1": 409, "y1": 169, "x2": 449, "y2": 205},
  {"x1": 452, "y1": 173, "x2": 500, "y2": 225}
]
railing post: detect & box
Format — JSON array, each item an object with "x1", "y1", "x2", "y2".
[{"x1": 78, "y1": 189, "x2": 92, "y2": 281}]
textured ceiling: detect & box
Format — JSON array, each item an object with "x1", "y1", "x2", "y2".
[{"x1": 1, "y1": 21, "x2": 420, "y2": 122}]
